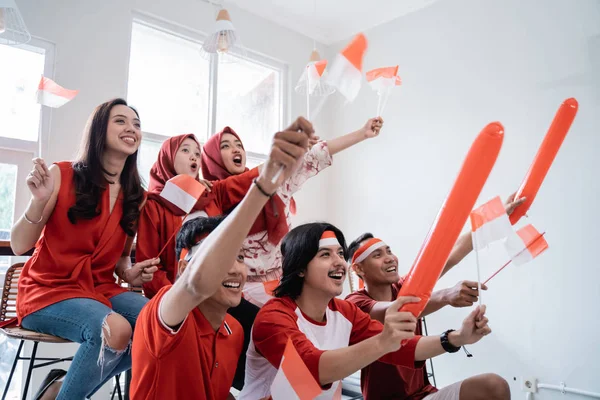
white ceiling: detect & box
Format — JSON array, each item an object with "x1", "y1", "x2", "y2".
[{"x1": 225, "y1": 0, "x2": 442, "y2": 45}]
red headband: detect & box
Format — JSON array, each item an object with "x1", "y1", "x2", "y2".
[{"x1": 351, "y1": 238, "x2": 386, "y2": 264}]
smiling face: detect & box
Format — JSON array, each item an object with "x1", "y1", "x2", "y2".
[
  {"x1": 219, "y1": 132, "x2": 246, "y2": 175},
  {"x1": 104, "y1": 105, "x2": 142, "y2": 156},
  {"x1": 353, "y1": 242, "x2": 400, "y2": 286},
  {"x1": 302, "y1": 244, "x2": 348, "y2": 299},
  {"x1": 174, "y1": 137, "x2": 201, "y2": 178},
  {"x1": 179, "y1": 246, "x2": 247, "y2": 309}
]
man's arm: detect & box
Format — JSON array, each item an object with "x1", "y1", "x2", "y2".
[
  {"x1": 318, "y1": 296, "x2": 419, "y2": 385},
  {"x1": 415, "y1": 305, "x2": 491, "y2": 360}
]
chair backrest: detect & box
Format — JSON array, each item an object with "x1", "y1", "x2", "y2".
[{"x1": 1, "y1": 263, "x2": 23, "y2": 322}]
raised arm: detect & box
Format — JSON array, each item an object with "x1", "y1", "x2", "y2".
[
  {"x1": 160, "y1": 118, "x2": 313, "y2": 327},
  {"x1": 10, "y1": 159, "x2": 61, "y2": 255},
  {"x1": 325, "y1": 117, "x2": 383, "y2": 156}
]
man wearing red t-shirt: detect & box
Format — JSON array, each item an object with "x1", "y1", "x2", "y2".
[
  {"x1": 344, "y1": 195, "x2": 523, "y2": 400},
  {"x1": 239, "y1": 223, "x2": 494, "y2": 400},
  {"x1": 129, "y1": 117, "x2": 313, "y2": 399},
  {"x1": 345, "y1": 232, "x2": 520, "y2": 399}
]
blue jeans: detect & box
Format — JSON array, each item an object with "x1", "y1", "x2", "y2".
[{"x1": 21, "y1": 292, "x2": 148, "y2": 400}]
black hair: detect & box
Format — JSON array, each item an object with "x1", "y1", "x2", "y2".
[
  {"x1": 273, "y1": 222, "x2": 347, "y2": 300},
  {"x1": 67, "y1": 98, "x2": 143, "y2": 236},
  {"x1": 347, "y1": 232, "x2": 375, "y2": 263},
  {"x1": 175, "y1": 215, "x2": 227, "y2": 260}
]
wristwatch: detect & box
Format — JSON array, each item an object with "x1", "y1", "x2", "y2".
[{"x1": 440, "y1": 329, "x2": 461, "y2": 353}]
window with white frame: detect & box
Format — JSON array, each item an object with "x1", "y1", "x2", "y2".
[
  {"x1": 127, "y1": 17, "x2": 287, "y2": 184},
  {"x1": 0, "y1": 38, "x2": 54, "y2": 263}
]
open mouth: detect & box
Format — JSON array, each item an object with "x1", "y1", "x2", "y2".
[
  {"x1": 232, "y1": 155, "x2": 242, "y2": 167},
  {"x1": 121, "y1": 136, "x2": 136, "y2": 145},
  {"x1": 327, "y1": 270, "x2": 345, "y2": 280},
  {"x1": 385, "y1": 266, "x2": 397, "y2": 273},
  {"x1": 190, "y1": 162, "x2": 198, "y2": 171},
  {"x1": 222, "y1": 280, "x2": 241, "y2": 290}
]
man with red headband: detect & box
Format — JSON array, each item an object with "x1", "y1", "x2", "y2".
[
  {"x1": 344, "y1": 195, "x2": 524, "y2": 399},
  {"x1": 130, "y1": 118, "x2": 313, "y2": 400}
]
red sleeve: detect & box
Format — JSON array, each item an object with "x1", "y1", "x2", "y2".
[
  {"x1": 213, "y1": 167, "x2": 260, "y2": 212},
  {"x1": 345, "y1": 290, "x2": 377, "y2": 314},
  {"x1": 378, "y1": 337, "x2": 423, "y2": 368},
  {"x1": 137, "y1": 202, "x2": 172, "y2": 299},
  {"x1": 252, "y1": 300, "x2": 325, "y2": 385},
  {"x1": 342, "y1": 299, "x2": 421, "y2": 369},
  {"x1": 136, "y1": 286, "x2": 190, "y2": 357}
]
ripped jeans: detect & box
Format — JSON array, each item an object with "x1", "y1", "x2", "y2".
[{"x1": 21, "y1": 292, "x2": 148, "y2": 400}]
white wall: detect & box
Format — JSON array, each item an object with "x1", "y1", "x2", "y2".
[
  {"x1": 326, "y1": 0, "x2": 600, "y2": 398},
  {"x1": 10, "y1": 0, "x2": 600, "y2": 398},
  {"x1": 16, "y1": 0, "x2": 332, "y2": 222},
  {"x1": 12, "y1": 0, "x2": 330, "y2": 396}
]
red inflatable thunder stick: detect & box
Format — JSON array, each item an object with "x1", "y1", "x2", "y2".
[
  {"x1": 397, "y1": 123, "x2": 504, "y2": 317},
  {"x1": 509, "y1": 98, "x2": 578, "y2": 224}
]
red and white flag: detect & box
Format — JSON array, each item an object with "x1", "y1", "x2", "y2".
[
  {"x1": 366, "y1": 65, "x2": 401, "y2": 116},
  {"x1": 243, "y1": 280, "x2": 279, "y2": 308},
  {"x1": 36, "y1": 76, "x2": 78, "y2": 108},
  {"x1": 326, "y1": 33, "x2": 368, "y2": 102},
  {"x1": 160, "y1": 175, "x2": 206, "y2": 214},
  {"x1": 271, "y1": 338, "x2": 322, "y2": 400},
  {"x1": 470, "y1": 196, "x2": 513, "y2": 250},
  {"x1": 504, "y1": 224, "x2": 548, "y2": 266},
  {"x1": 366, "y1": 66, "x2": 401, "y2": 94}
]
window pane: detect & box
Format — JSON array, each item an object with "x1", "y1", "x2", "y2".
[
  {"x1": 0, "y1": 163, "x2": 17, "y2": 238},
  {"x1": 0, "y1": 45, "x2": 45, "y2": 142},
  {"x1": 137, "y1": 139, "x2": 164, "y2": 189},
  {"x1": 127, "y1": 22, "x2": 210, "y2": 137},
  {"x1": 216, "y1": 56, "x2": 281, "y2": 155}
]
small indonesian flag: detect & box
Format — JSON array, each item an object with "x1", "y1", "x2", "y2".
[
  {"x1": 160, "y1": 175, "x2": 206, "y2": 214},
  {"x1": 326, "y1": 33, "x2": 368, "y2": 102},
  {"x1": 306, "y1": 60, "x2": 328, "y2": 95},
  {"x1": 366, "y1": 66, "x2": 401, "y2": 94},
  {"x1": 271, "y1": 338, "x2": 322, "y2": 400},
  {"x1": 470, "y1": 196, "x2": 513, "y2": 250},
  {"x1": 504, "y1": 224, "x2": 548, "y2": 266},
  {"x1": 243, "y1": 280, "x2": 279, "y2": 308},
  {"x1": 36, "y1": 76, "x2": 78, "y2": 108}
]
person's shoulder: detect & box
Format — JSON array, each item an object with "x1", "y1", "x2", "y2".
[
  {"x1": 224, "y1": 314, "x2": 243, "y2": 340},
  {"x1": 262, "y1": 296, "x2": 295, "y2": 311},
  {"x1": 256, "y1": 297, "x2": 298, "y2": 322},
  {"x1": 345, "y1": 289, "x2": 370, "y2": 302},
  {"x1": 142, "y1": 197, "x2": 165, "y2": 212},
  {"x1": 53, "y1": 161, "x2": 73, "y2": 169},
  {"x1": 330, "y1": 297, "x2": 360, "y2": 316}
]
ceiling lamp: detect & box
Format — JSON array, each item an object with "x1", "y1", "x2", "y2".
[
  {"x1": 201, "y1": 7, "x2": 246, "y2": 62},
  {"x1": 295, "y1": 49, "x2": 336, "y2": 97},
  {"x1": 0, "y1": 0, "x2": 31, "y2": 46}
]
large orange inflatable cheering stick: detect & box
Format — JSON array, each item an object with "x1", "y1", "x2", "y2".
[
  {"x1": 509, "y1": 98, "x2": 578, "y2": 224},
  {"x1": 398, "y1": 123, "x2": 504, "y2": 317}
]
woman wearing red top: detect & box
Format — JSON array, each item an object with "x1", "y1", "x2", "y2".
[
  {"x1": 137, "y1": 133, "x2": 258, "y2": 299},
  {"x1": 11, "y1": 99, "x2": 159, "y2": 400}
]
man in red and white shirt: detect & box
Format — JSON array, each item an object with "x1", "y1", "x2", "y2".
[
  {"x1": 130, "y1": 117, "x2": 314, "y2": 400},
  {"x1": 239, "y1": 224, "x2": 494, "y2": 400}
]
